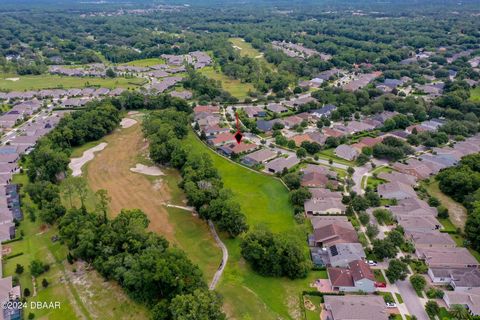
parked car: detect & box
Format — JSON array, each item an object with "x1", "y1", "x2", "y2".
[
  {"x1": 368, "y1": 260, "x2": 378, "y2": 266},
  {"x1": 375, "y1": 282, "x2": 386, "y2": 288},
  {"x1": 386, "y1": 302, "x2": 396, "y2": 308}
]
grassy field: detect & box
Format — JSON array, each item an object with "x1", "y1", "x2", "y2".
[
  {"x1": 470, "y1": 86, "x2": 480, "y2": 102},
  {"x1": 120, "y1": 58, "x2": 166, "y2": 67},
  {"x1": 303, "y1": 295, "x2": 323, "y2": 320},
  {"x1": 185, "y1": 130, "x2": 328, "y2": 320},
  {"x1": 80, "y1": 119, "x2": 222, "y2": 281},
  {"x1": 423, "y1": 180, "x2": 467, "y2": 230},
  {"x1": 229, "y1": 38, "x2": 264, "y2": 59},
  {"x1": 0, "y1": 74, "x2": 145, "y2": 91},
  {"x1": 4, "y1": 174, "x2": 148, "y2": 320},
  {"x1": 199, "y1": 66, "x2": 255, "y2": 100}
]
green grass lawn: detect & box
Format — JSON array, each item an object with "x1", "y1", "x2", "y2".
[
  {"x1": 470, "y1": 86, "x2": 480, "y2": 102},
  {"x1": 229, "y1": 38, "x2": 264, "y2": 58},
  {"x1": 120, "y1": 58, "x2": 166, "y2": 67},
  {"x1": 0, "y1": 74, "x2": 145, "y2": 91},
  {"x1": 185, "y1": 130, "x2": 322, "y2": 320},
  {"x1": 303, "y1": 295, "x2": 323, "y2": 320},
  {"x1": 317, "y1": 148, "x2": 355, "y2": 167},
  {"x1": 438, "y1": 307, "x2": 453, "y2": 320},
  {"x1": 374, "y1": 269, "x2": 386, "y2": 283},
  {"x1": 395, "y1": 293, "x2": 404, "y2": 304},
  {"x1": 199, "y1": 66, "x2": 255, "y2": 100}
]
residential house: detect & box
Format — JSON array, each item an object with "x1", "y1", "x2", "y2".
[
  {"x1": 203, "y1": 124, "x2": 229, "y2": 136},
  {"x1": 328, "y1": 243, "x2": 366, "y2": 267},
  {"x1": 334, "y1": 144, "x2": 359, "y2": 161},
  {"x1": 242, "y1": 149, "x2": 277, "y2": 166},
  {"x1": 416, "y1": 247, "x2": 479, "y2": 269},
  {"x1": 327, "y1": 260, "x2": 375, "y2": 293},
  {"x1": 393, "y1": 159, "x2": 434, "y2": 179},
  {"x1": 309, "y1": 217, "x2": 357, "y2": 247},
  {"x1": 207, "y1": 133, "x2": 236, "y2": 146},
  {"x1": 194, "y1": 105, "x2": 220, "y2": 114},
  {"x1": 396, "y1": 215, "x2": 442, "y2": 233},
  {"x1": 282, "y1": 115, "x2": 303, "y2": 129},
  {"x1": 378, "y1": 172, "x2": 417, "y2": 187},
  {"x1": 429, "y1": 268, "x2": 480, "y2": 289},
  {"x1": 243, "y1": 106, "x2": 266, "y2": 118},
  {"x1": 443, "y1": 288, "x2": 480, "y2": 316},
  {"x1": 266, "y1": 103, "x2": 288, "y2": 114},
  {"x1": 304, "y1": 197, "x2": 346, "y2": 215},
  {"x1": 405, "y1": 230, "x2": 456, "y2": 249},
  {"x1": 323, "y1": 295, "x2": 388, "y2": 320},
  {"x1": 218, "y1": 142, "x2": 259, "y2": 156},
  {"x1": 377, "y1": 181, "x2": 417, "y2": 200},
  {"x1": 265, "y1": 156, "x2": 299, "y2": 174},
  {"x1": 310, "y1": 104, "x2": 337, "y2": 118},
  {"x1": 389, "y1": 197, "x2": 437, "y2": 217}
]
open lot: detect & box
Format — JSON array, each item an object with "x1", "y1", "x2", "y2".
[
  {"x1": 185, "y1": 131, "x2": 327, "y2": 320},
  {"x1": 470, "y1": 86, "x2": 480, "y2": 102},
  {"x1": 83, "y1": 118, "x2": 221, "y2": 280},
  {"x1": 199, "y1": 66, "x2": 255, "y2": 100},
  {"x1": 4, "y1": 174, "x2": 148, "y2": 320},
  {"x1": 0, "y1": 74, "x2": 145, "y2": 91}
]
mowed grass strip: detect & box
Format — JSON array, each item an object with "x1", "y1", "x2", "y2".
[
  {"x1": 199, "y1": 66, "x2": 254, "y2": 100},
  {"x1": 0, "y1": 74, "x2": 145, "y2": 91},
  {"x1": 120, "y1": 58, "x2": 166, "y2": 67},
  {"x1": 185, "y1": 131, "x2": 323, "y2": 320}
]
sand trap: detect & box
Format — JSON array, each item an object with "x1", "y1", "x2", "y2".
[
  {"x1": 130, "y1": 163, "x2": 164, "y2": 176},
  {"x1": 69, "y1": 143, "x2": 108, "y2": 177},
  {"x1": 232, "y1": 45, "x2": 242, "y2": 50},
  {"x1": 120, "y1": 118, "x2": 137, "y2": 128},
  {"x1": 5, "y1": 78, "x2": 19, "y2": 81},
  {"x1": 127, "y1": 111, "x2": 140, "y2": 115}
]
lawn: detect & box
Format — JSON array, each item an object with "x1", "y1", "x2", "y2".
[
  {"x1": 185, "y1": 130, "x2": 323, "y2": 320},
  {"x1": 317, "y1": 148, "x2": 355, "y2": 167},
  {"x1": 120, "y1": 58, "x2": 166, "y2": 67},
  {"x1": 229, "y1": 38, "x2": 264, "y2": 59},
  {"x1": 438, "y1": 307, "x2": 453, "y2": 320},
  {"x1": 5, "y1": 173, "x2": 148, "y2": 320},
  {"x1": 0, "y1": 74, "x2": 145, "y2": 91},
  {"x1": 374, "y1": 269, "x2": 386, "y2": 283},
  {"x1": 395, "y1": 293, "x2": 404, "y2": 304},
  {"x1": 199, "y1": 66, "x2": 255, "y2": 100},
  {"x1": 303, "y1": 295, "x2": 323, "y2": 320},
  {"x1": 423, "y1": 180, "x2": 467, "y2": 230},
  {"x1": 470, "y1": 86, "x2": 480, "y2": 102}
]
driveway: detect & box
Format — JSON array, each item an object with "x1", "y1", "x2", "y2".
[
  {"x1": 351, "y1": 164, "x2": 370, "y2": 194},
  {"x1": 396, "y1": 279, "x2": 429, "y2": 320}
]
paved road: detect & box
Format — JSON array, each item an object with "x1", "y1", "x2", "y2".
[
  {"x1": 351, "y1": 164, "x2": 370, "y2": 195},
  {"x1": 396, "y1": 278, "x2": 429, "y2": 320},
  {"x1": 208, "y1": 220, "x2": 228, "y2": 290}
]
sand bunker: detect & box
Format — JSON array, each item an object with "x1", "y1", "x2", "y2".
[
  {"x1": 5, "y1": 78, "x2": 19, "y2": 81},
  {"x1": 120, "y1": 118, "x2": 137, "y2": 128},
  {"x1": 127, "y1": 111, "x2": 140, "y2": 116},
  {"x1": 130, "y1": 163, "x2": 164, "y2": 176},
  {"x1": 69, "y1": 143, "x2": 108, "y2": 177}
]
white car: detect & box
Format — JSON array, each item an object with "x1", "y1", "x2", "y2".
[
  {"x1": 386, "y1": 302, "x2": 397, "y2": 308},
  {"x1": 368, "y1": 260, "x2": 378, "y2": 266}
]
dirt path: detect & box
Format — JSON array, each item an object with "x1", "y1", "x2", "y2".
[{"x1": 85, "y1": 122, "x2": 175, "y2": 240}]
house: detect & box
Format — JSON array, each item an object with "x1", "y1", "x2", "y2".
[
  {"x1": 243, "y1": 106, "x2": 266, "y2": 118},
  {"x1": 393, "y1": 159, "x2": 434, "y2": 180},
  {"x1": 328, "y1": 243, "x2": 366, "y2": 267},
  {"x1": 194, "y1": 105, "x2": 220, "y2": 114},
  {"x1": 301, "y1": 172, "x2": 336, "y2": 188},
  {"x1": 309, "y1": 188, "x2": 342, "y2": 200},
  {"x1": 396, "y1": 215, "x2": 442, "y2": 232},
  {"x1": 345, "y1": 121, "x2": 376, "y2": 134},
  {"x1": 429, "y1": 267, "x2": 480, "y2": 289},
  {"x1": 327, "y1": 260, "x2": 375, "y2": 293},
  {"x1": 282, "y1": 115, "x2": 303, "y2": 128},
  {"x1": 291, "y1": 134, "x2": 314, "y2": 146},
  {"x1": 207, "y1": 133, "x2": 236, "y2": 146},
  {"x1": 266, "y1": 103, "x2": 288, "y2": 114},
  {"x1": 170, "y1": 90, "x2": 193, "y2": 100},
  {"x1": 0, "y1": 276, "x2": 21, "y2": 320},
  {"x1": 242, "y1": 149, "x2": 277, "y2": 166},
  {"x1": 304, "y1": 197, "x2": 346, "y2": 215},
  {"x1": 416, "y1": 247, "x2": 479, "y2": 269},
  {"x1": 405, "y1": 230, "x2": 456, "y2": 249},
  {"x1": 377, "y1": 181, "x2": 417, "y2": 200},
  {"x1": 353, "y1": 136, "x2": 383, "y2": 150},
  {"x1": 310, "y1": 104, "x2": 337, "y2": 118},
  {"x1": 307, "y1": 132, "x2": 327, "y2": 145},
  {"x1": 265, "y1": 156, "x2": 299, "y2": 174},
  {"x1": 0, "y1": 222, "x2": 15, "y2": 241},
  {"x1": 323, "y1": 295, "x2": 388, "y2": 320},
  {"x1": 256, "y1": 119, "x2": 283, "y2": 132},
  {"x1": 378, "y1": 172, "x2": 417, "y2": 186},
  {"x1": 203, "y1": 124, "x2": 229, "y2": 136},
  {"x1": 334, "y1": 144, "x2": 359, "y2": 161},
  {"x1": 443, "y1": 288, "x2": 480, "y2": 316},
  {"x1": 389, "y1": 197, "x2": 437, "y2": 217},
  {"x1": 309, "y1": 217, "x2": 357, "y2": 247},
  {"x1": 323, "y1": 128, "x2": 345, "y2": 138},
  {"x1": 218, "y1": 142, "x2": 258, "y2": 156},
  {"x1": 302, "y1": 164, "x2": 337, "y2": 179}
]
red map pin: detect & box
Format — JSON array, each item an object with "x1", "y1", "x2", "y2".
[{"x1": 234, "y1": 112, "x2": 243, "y2": 144}]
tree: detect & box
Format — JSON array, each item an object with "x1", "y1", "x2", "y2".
[
  {"x1": 283, "y1": 173, "x2": 302, "y2": 190},
  {"x1": 42, "y1": 278, "x2": 49, "y2": 288},
  {"x1": 23, "y1": 288, "x2": 31, "y2": 297},
  {"x1": 465, "y1": 206, "x2": 480, "y2": 250},
  {"x1": 106, "y1": 68, "x2": 116, "y2": 78},
  {"x1": 358, "y1": 212, "x2": 370, "y2": 225},
  {"x1": 15, "y1": 264, "x2": 24, "y2": 275},
  {"x1": 410, "y1": 274, "x2": 426, "y2": 293},
  {"x1": 72, "y1": 177, "x2": 88, "y2": 209},
  {"x1": 373, "y1": 239, "x2": 398, "y2": 260},
  {"x1": 290, "y1": 188, "x2": 311, "y2": 206},
  {"x1": 169, "y1": 289, "x2": 226, "y2": 320},
  {"x1": 386, "y1": 259, "x2": 409, "y2": 283},
  {"x1": 425, "y1": 300, "x2": 440, "y2": 319},
  {"x1": 95, "y1": 189, "x2": 111, "y2": 221},
  {"x1": 449, "y1": 304, "x2": 471, "y2": 320},
  {"x1": 366, "y1": 223, "x2": 379, "y2": 239},
  {"x1": 296, "y1": 147, "x2": 307, "y2": 158},
  {"x1": 347, "y1": 167, "x2": 355, "y2": 175},
  {"x1": 30, "y1": 260, "x2": 48, "y2": 277},
  {"x1": 356, "y1": 153, "x2": 370, "y2": 166},
  {"x1": 386, "y1": 229, "x2": 405, "y2": 247},
  {"x1": 373, "y1": 208, "x2": 394, "y2": 225}
]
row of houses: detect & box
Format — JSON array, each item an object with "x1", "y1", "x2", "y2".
[
  {"x1": 369, "y1": 135, "x2": 480, "y2": 315},
  {"x1": 271, "y1": 41, "x2": 331, "y2": 61},
  {"x1": 0, "y1": 87, "x2": 125, "y2": 102}
]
